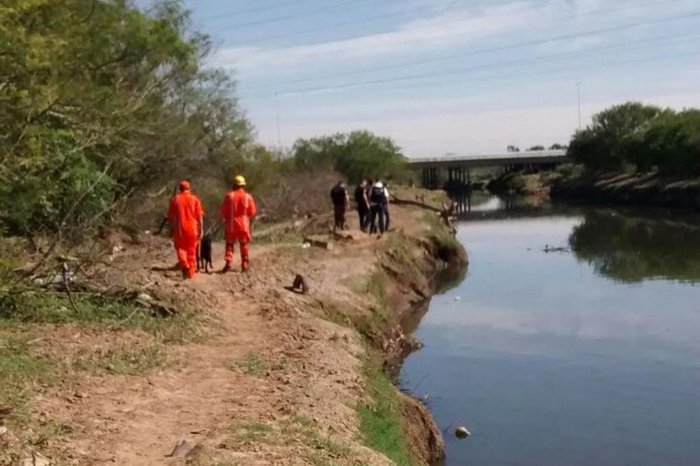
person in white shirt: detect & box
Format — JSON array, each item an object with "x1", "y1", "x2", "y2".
[
  {"x1": 383, "y1": 183, "x2": 391, "y2": 232},
  {"x1": 368, "y1": 181, "x2": 387, "y2": 236}
]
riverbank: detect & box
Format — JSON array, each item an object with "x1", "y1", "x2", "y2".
[
  {"x1": 0, "y1": 190, "x2": 466, "y2": 465},
  {"x1": 550, "y1": 171, "x2": 700, "y2": 209},
  {"x1": 486, "y1": 171, "x2": 562, "y2": 199}
]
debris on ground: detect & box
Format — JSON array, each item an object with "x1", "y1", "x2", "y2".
[
  {"x1": 290, "y1": 274, "x2": 310, "y2": 295},
  {"x1": 303, "y1": 235, "x2": 334, "y2": 250},
  {"x1": 166, "y1": 439, "x2": 201, "y2": 458}
]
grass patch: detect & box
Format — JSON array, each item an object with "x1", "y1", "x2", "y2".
[
  {"x1": 366, "y1": 269, "x2": 389, "y2": 310},
  {"x1": 423, "y1": 212, "x2": 463, "y2": 262},
  {"x1": 358, "y1": 357, "x2": 417, "y2": 466},
  {"x1": 230, "y1": 352, "x2": 266, "y2": 376},
  {"x1": 255, "y1": 230, "x2": 304, "y2": 246},
  {"x1": 321, "y1": 271, "x2": 392, "y2": 342},
  {"x1": 228, "y1": 420, "x2": 274, "y2": 444},
  {"x1": 225, "y1": 416, "x2": 352, "y2": 464},
  {"x1": 0, "y1": 338, "x2": 48, "y2": 427},
  {"x1": 80, "y1": 344, "x2": 167, "y2": 376},
  {"x1": 0, "y1": 292, "x2": 203, "y2": 344}
]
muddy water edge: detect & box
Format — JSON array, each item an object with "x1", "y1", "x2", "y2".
[{"x1": 377, "y1": 221, "x2": 468, "y2": 465}]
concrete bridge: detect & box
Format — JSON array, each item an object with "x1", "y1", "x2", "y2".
[{"x1": 408, "y1": 150, "x2": 569, "y2": 189}]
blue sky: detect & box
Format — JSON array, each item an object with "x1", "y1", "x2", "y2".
[{"x1": 149, "y1": 0, "x2": 700, "y2": 156}]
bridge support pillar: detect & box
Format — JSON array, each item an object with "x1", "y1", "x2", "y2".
[{"x1": 422, "y1": 167, "x2": 440, "y2": 189}]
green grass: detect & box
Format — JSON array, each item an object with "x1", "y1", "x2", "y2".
[
  {"x1": 0, "y1": 338, "x2": 49, "y2": 428},
  {"x1": 423, "y1": 212, "x2": 463, "y2": 262},
  {"x1": 0, "y1": 292, "x2": 202, "y2": 344},
  {"x1": 358, "y1": 358, "x2": 417, "y2": 466},
  {"x1": 80, "y1": 344, "x2": 167, "y2": 376},
  {"x1": 254, "y1": 230, "x2": 304, "y2": 246},
  {"x1": 230, "y1": 352, "x2": 266, "y2": 376}
]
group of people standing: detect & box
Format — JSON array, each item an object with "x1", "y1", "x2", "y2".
[
  {"x1": 167, "y1": 175, "x2": 256, "y2": 279},
  {"x1": 331, "y1": 179, "x2": 391, "y2": 236}
]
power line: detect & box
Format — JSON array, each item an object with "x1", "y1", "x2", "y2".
[
  {"x1": 202, "y1": 0, "x2": 311, "y2": 21},
  {"x1": 241, "y1": 8, "x2": 700, "y2": 92},
  {"x1": 229, "y1": 0, "x2": 684, "y2": 48},
  {"x1": 232, "y1": 0, "x2": 462, "y2": 46},
  {"x1": 211, "y1": 0, "x2": 375, "y2": 31},
  {"x1": 268, "y1": 30, "x2": 700, "y2": 94},
  {"x1": 267, "y1": 45, "x2": 700, "y2": 97}
]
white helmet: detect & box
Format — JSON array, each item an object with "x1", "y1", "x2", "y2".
[{"x1": 373, "y1": 181, "x2": 384, "y2": 188}]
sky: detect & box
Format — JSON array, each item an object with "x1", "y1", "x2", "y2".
[{"x1": 143, "y1": 0, "x2": 700, "y2": 157}]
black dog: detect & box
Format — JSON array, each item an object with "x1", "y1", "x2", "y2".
[{"x1": 197, "y1": 234, "x2": 213, "y2": 273}]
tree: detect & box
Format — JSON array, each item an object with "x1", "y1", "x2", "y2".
[
  {"x1": 0, "y1": 0, "x2": 253, "y2": 235},
  {"x1": 507, "y1": 145, "x2": 520, "y2": 152},
  {"x1": 527, "y1": 145, "x2": 545, "y2": 151},
  {"x1": 641, "y1": 110, "x2": 700, "y2": 175},
  {"x1": 549, "y1": 143, "x2": 567, "y2": 150},
  {"x1": 568, "y1": 102, "x2": 668, "y2": 171},
  {"x1": 292, "y1": 131, "x2": 406, "y2": 183}
]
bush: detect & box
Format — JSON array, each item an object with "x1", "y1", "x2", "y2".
[
  {"x1": 293, "y1": 130, "x2": 408, "y2": 183},
  {"x1": 568, "y1": 102, "x2": 669, "y2": 171},
  {"x1": 645, "y1": 110, "x2": 700, "y2": 175},
  {"x1": 0, "y1": 0, "x2": 253, "y2": 236},
  {"x1": 568, "y1": 102, "x2": 700, "y2": 176}
]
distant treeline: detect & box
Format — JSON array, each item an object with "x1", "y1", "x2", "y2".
[
  {"x1": 568, "y1": 102, "x2": 700, "y2": 175},
  {"x1": 0, "y1": 0, "x2": 406, "y2": 236}
]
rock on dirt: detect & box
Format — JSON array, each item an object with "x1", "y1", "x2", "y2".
[
  {"x1": 303, "y1": 235, "x2": 334, "y2": 250},
  {"x1": 21, "y1": 451, "x2": 51, "y2": 466},
  {"x1": 166, "y1": 439, "x2": 202, "y2": 458}
]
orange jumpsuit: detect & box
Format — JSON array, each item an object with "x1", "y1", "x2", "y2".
[
  {"x1": 167, "y1": 190, "x2": 203, "y2": 278},
  {"x1": 220, "y1": 188, "x2": 256, "y2": 271}
]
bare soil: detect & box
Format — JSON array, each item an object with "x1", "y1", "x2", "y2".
[{"x1": 3, "y1": 200, "x2": 461, "y2": 466}]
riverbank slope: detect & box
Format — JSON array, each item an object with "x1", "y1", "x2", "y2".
[
  {"x1": 551, "y1": 171, "x2": 700, "y2": 209},
  {"x1": 0, "y1": 193, "x2": 466, "y2": 465}
]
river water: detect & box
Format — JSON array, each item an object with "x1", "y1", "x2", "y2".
[{"x1": 401, "y1": 196, "x2": 700, "y2": 466}]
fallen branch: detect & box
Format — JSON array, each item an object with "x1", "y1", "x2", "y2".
[
  {"x1": 61, "y1": 263, "x2": 81, "y2": 315},
  {"x1": 391, "y1": 196, "x2": 442, "y2": 212}
]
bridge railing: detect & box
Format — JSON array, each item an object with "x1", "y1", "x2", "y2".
[{"x1": 407, "y1": 149, "x2": 567, "y2": 164}]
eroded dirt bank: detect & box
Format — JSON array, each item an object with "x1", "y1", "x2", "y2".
[
  {"x1": 551, "y1": 172, "x2": 700, "y2": 209},
  {"x1": 1, "y1": 198, "x2": 466, "y2": 466}
]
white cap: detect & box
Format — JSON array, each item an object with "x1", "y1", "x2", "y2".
[{"x1": 374, "y1": 181, "x2": 384, "y2": 188}]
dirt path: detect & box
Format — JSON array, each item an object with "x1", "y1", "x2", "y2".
[{"x1": 28, "y1": 204, "x2": 450, "y2": 465}]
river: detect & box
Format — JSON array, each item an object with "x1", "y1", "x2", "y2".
[{"x1": 401, "y1": 196, "x2": 700, "y2": 466}]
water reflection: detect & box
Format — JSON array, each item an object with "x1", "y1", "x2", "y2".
[
  {"x1": 402, "y1": 196, "x2": 700, "y2": 466},
  {"x1": 570, "y1": 208, "x2": 700, "y2": 283},
  {"x1": 450, "y1": 191, "x2": 572, "y2": 220}
]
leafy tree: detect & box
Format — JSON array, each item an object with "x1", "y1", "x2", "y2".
[
  {"x1": 527, "y1": 145, "x2": 545, "y2": 151},
  {"x1": 549, "y1": 143, "x2": 567, "y2": 150},
  {"x1": 0, "y1": 0, "x2": 253, "y2": 235},
  {"x1": 642, "y1": 110, "x2": 700, "y2": 175},
  {"x1": 568, "y1": 102, "x2": 668, "y2": 170},
  {"x1": 292, "y1": 131, "x2": 406, "y2": 183}
]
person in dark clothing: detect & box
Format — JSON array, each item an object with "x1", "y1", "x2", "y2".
[
  {"x1": 354, "y1": 180, "x2": 370, "y2": 231},
  {"x1": 369, "y1": 181, "x2": 387, "y2": 236},
  {"x1": 330, "y1": 181, "x2": 349, "y2": 232}
]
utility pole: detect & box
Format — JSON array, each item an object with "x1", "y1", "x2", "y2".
[
  {"x1": 275, "y1": 92, "x2": 282, "y2": 151},
  {"x1": 576, "y1": 81, "x2": 582, "y2": 130}
]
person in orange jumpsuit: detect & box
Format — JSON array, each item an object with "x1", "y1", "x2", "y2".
[
  {"x1": 167, "y1": 180, "x2": 203, "y2": 279},
  {"x1": 220, "y1": 175, "x2": 256, "y2": 273}
]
